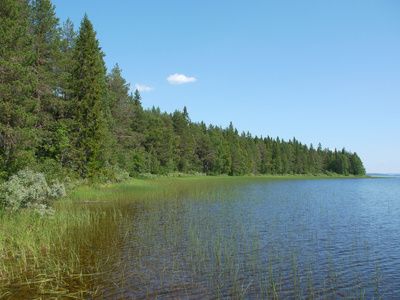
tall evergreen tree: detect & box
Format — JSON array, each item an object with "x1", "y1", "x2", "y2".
[
  {"x1": 133, "y1": 88, "x2": 142, "y2": 106},
  {"x1": 104, "y1": 64, "x2": 137, "y2": 169},
  {"x1": 172, "y1": 109, "x2": 195, "y2": 172},
  {"x1": 107, "y1": 64, "x2": 132, "y2": 128},
  {"x1": 29, "y1": 0, "x2": 67, "y2": 166},
  {"x1": 29, "y1": 0, "x2": 62, "y2": 122},
  {"x1": 68, "y1": 13, "x2": 107, "y2": 177},
  {"x1": 183, "y1": 106, "x2": 190, "y2": 124},
  {"x1": 59, "y1": 17, "x2": 76, "y2": 103},
  {"x1": 0, "y1": 0, "x2": 36, "y2": 178},
  {"x1": 131, "y1": 89, "x2": 145, "y2": 134},
  {"x1": 349, "y1": 152, "x2": 366, "y2": 175},
  {"x1": 46, "y1": 18, "x2": 77, "y2": 168}
]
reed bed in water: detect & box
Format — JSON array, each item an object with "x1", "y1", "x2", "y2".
[
  {"x1": 0, "y1": 177, "x2": 237, "y2": 298},
  {"x1": 0, "y1": 193, "x2": 107, "y2": 298},
  {"x1": 0, "y1": 181, "x2": 140, "y2": 298},
  {"x1": 89, "y1": 177, "x2": 385, "y2": 299},
  {"x1": 0, "y1": 176, "x2": 386, "y2": 298}
]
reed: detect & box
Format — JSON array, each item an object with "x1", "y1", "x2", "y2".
[{"x1": 0, "y1": 175, "x2": 390, "y2": 298}]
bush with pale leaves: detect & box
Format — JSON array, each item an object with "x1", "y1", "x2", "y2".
[{"x1": 0, "y1": 168, "x2": 66, "y2": 216}]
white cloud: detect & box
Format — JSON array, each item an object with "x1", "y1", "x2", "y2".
[
  {"x1": 167, "y1": 73, "x2": 197, "y2": 85},
  {"x1": 135, "y1": 84, "x2": 153, "y2": 92}
]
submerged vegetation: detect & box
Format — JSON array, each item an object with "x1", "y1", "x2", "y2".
[
  {"x1": 0, "y1": 176, "x2": 394, "y2": 298},
  {"x1": 0, "y1": 177, "x2": 223, "y2": 298}
]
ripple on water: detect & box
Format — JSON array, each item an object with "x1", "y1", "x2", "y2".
[{"x1": 88, "y1": 177, "x2": 400, "y2": 298}]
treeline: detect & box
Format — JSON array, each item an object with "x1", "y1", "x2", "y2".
[{"x1": 0, "y1": 0, "x2": 366, "y2": 182}]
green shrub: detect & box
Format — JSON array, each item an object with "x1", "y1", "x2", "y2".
[
  {"x1": 0, "y1": 168, "x2": 66, "y2": 215},
  {"x1": 90, "y1": 163, "x2": 130, "y2": 184}
]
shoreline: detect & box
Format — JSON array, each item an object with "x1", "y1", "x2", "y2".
[{"x1": 0, "y1": 173, "x2": 372, "y2": 298}]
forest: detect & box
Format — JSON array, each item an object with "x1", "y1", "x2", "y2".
[{"x1": 0, "y1": 0, "x2": 366, "y2": 184}]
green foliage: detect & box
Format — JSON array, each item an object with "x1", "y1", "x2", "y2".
[
  {"x1": 0, "y1": 0, "x2": 367, "y2": 183},
  {"x1": 68, "y1": 14, "x2": 107, "y2": 177},
  {"x1": 0, "y1": 0, "x2": 37, "y2": 177},
  {"x1": 59, "y1": 17, "x2": 76, "y2": 102},
  {"x1": 0, "y1": 168, "x2": 66, "y2": 215},
  {"x1": 349, "y1": 152, "x2": 366, "y2": 175},
  {"x1": 90, "y1": 162, "x2": 130, "y2": 184},
  {"x1": 29, "y1": 0, "x2": 62, "y2": 108},
  {"x1": 133, "y1": 89, "x2": 142, "y2": 106}
]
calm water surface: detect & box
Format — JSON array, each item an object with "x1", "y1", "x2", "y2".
[{"x1": 89, "y1": 176, "x2": 400, "y2": 299}]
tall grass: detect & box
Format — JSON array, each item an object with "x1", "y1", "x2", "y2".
[
  {"x1": 0, "y1": 198, "x2": 99, "y2": 298},
  {"x1": 0, "y1": 175, "x2": 386, "y2": 298},
  {"x1": 85, "y1": 176, "x2": 386, "y2": 299},
  {"x1": 0, "y1": 177, "x2": 232, "y2": 298}
]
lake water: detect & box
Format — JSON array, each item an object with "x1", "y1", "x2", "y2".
[{"x1": 88, "y1": 176, "x2": 400, "y2": 299}]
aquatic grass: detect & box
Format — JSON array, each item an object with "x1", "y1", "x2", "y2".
[
  {"x1": 0, "y1": 212, "x2": 94, "y2": 297},
  {"x1": 1, "y1": 175, "x2": 394, "y2": 298},
  {"x1": 0, "y1": 183, "x2": 128, "y2": 298}
]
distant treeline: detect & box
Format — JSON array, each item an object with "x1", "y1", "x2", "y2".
[{"x1": 0, "y1": 0, "x2": 366, "y2": 181}]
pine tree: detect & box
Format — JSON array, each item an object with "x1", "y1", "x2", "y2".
[
  {"x1": 68, "y1": 13, "x2": 107, "y2": 177},
  {"x1": 45, "y1": 18, "x2": 77, "y2": 168},
  {"x1": 29, "y1": 0, "x2": 62, "y2": 122},
  {"x1": 29, "y1": 0, "x2": 68, "y2": 165},
  {"x1": 59, "y1": 17, "x2": 76, "y2": 103}
]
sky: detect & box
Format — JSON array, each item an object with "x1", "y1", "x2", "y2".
[{"x1": 51, "y1": 0, "x2": 400, "y2": 174}]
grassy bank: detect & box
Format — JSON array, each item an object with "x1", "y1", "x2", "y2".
[
  {"x1": 0, "y1": 174, "x2": 368, "y2": 298},
  {"x1": 0, "y1": 177, "x2": 192, "y2": 298}
]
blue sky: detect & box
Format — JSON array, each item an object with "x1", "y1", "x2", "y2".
[{"x1": 52, "y1": 0, "x2": 400, "y2": 173}]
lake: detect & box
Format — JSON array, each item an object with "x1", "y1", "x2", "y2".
[{"x1": 86, "y1": 176, "x2": 400, "y2": 299}]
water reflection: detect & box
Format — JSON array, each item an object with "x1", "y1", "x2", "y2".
[{"x1": 88, "y1": 178, "x2": 400, "y2": 299}]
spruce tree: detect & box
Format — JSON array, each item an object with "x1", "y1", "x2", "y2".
[
  {"x1": 69, "y1": 14, "x2": 107, "y2": 177},
  {"x1": 0, "y1": 0, "x2": 36, "y2": 178},
  {"x1": 107, "y1": 64, "x2": 132, "y2": 128},
  {"x1": 183, "y1": 106, "x2": 190, "y2": 124},
  {"x1": 133, "y1": 88, "x2": 142, "y2": 106},
  {"x1": 131, "y1": 89, "x2": 145, "y2": 134},
  {"x1": 103, "y1": 64, "x2": 134, "y2": 168},
  {"x1": 349, "y1": 152, "x2": 366, "y2": 175}
]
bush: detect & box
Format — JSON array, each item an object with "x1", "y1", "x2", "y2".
[
  {"x1": 90, "y1": 163, "x2": 130, "y2": 184},
  {"x1": 0, "y1": 168, "x2": 66, "y2": 215}
]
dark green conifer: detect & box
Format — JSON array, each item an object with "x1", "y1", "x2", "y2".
[
  {"x1": 29, "y1": 0, "x2": 62, "y2": 120},
  {"x1": 133, "y1": 89, "x2": 142, "y2": 106},
  {"x1": 29, "y1": 0, "x2": 67, "y2": 166},
  {"x1": 104, "y1": 64, "x2": 136, "y2": 170},
  {"x1": 107, "y1": 64, "x2": 132, "y2": 127},
  {"x1": 0, "y1": 0, "x2": 36, "y2": 178},
  {"x1": 349, "y1": 152, "x2": 366, "y2": 175},
  {"x1": 59, "y1": 18, "x2": 76, "y2": 103},
  {"x1": 131, "y1": 90, "x2": 145, "y2": 134},
  {"x1": 68, "y1": 13, "x2": 107, "y2": 177}
]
